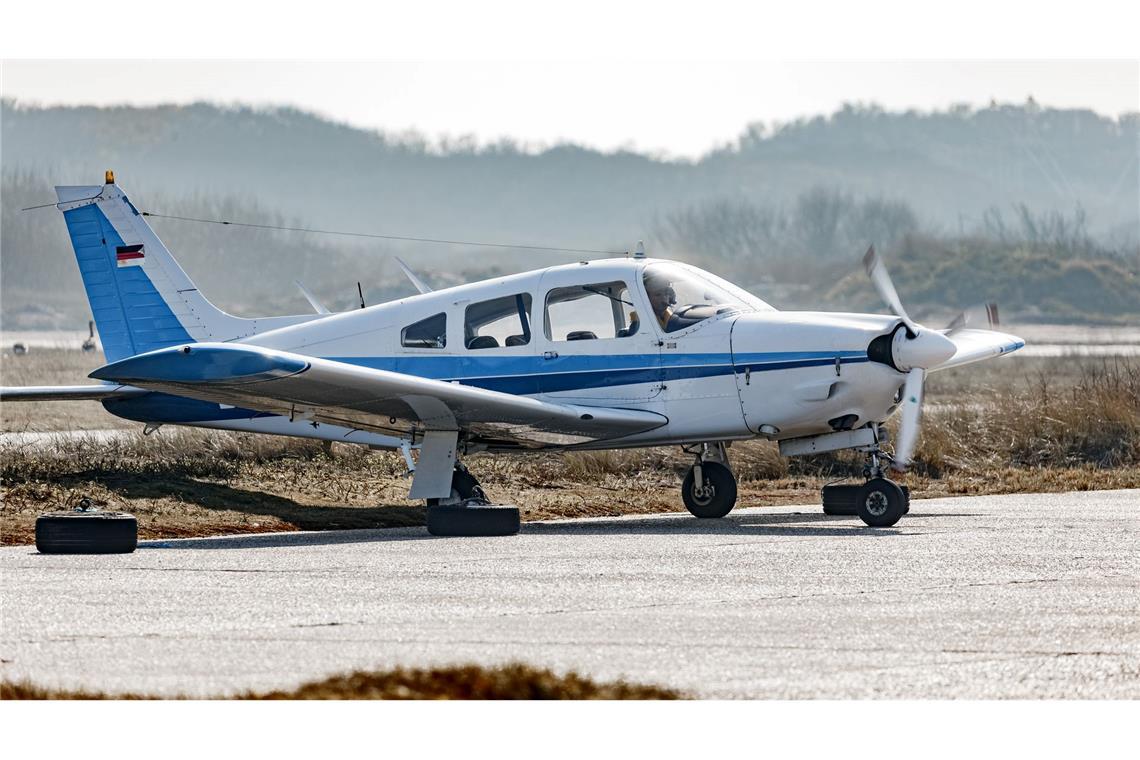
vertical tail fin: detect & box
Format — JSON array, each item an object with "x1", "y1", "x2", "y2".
[{"x1": 56, "y1": 175, "x2": 316, "y2": 362}]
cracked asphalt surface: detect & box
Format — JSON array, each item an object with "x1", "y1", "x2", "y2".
[{"x1": 2, "y1": 489, "x2": 1138, "y2": 698}]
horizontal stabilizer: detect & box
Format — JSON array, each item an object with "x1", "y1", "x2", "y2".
[{"x1": 0, "y1": 384, "x2": 148, "y2": 402}]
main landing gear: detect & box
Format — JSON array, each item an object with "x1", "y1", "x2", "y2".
[
  {"x1": 425, "y1": 462, "x2": 520, "y2": 537},
  {"x1": 820, "y1": 444, "x2": 909, "y2": 528},
  {"x1": 681, "y1": 442, "x2": 738, "y2": 518}
]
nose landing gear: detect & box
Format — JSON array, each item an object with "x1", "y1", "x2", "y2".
[
  {"x1": 820, "y1": 436, "x2": 908, "y2": 527},
  {"x1": 681, "y1": 442, "x2": 738, "y2": 518}
]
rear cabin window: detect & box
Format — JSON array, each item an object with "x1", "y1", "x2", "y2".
[
  {"x1": 545, "y1": 281, "x2": 637, "y2": 342},
  {"x1": 465, "y1": 294, "x2": 532, "y2": 349},
  {"x1": 401, "y1": 312, "x2": 447, "y2": 349}
]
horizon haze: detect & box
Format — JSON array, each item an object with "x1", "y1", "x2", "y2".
[{"x1": 3, "y1": 60, "x2": 1137, "y2": 159}]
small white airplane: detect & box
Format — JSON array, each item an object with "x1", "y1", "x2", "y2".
[{"x1": 1, "y1": 173, "x2": 1024, "y2": 535}]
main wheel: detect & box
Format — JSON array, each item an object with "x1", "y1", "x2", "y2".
[
  {"x1": 426, "y1": 504, "x2": 520, "y2": 537},
  {"x1": 681, "y1": 461, "x2": 738, "y2": 518},
  {"x1": 855, "y1": 478, "x2": 906, "y2": 527},
  {"x1": 35, "y1": 511, "x2": 137, "y2": 554}
]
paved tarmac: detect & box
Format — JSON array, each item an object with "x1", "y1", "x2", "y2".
[{"x1": 2, "y1": 489, "x2": 1138, "y2": 698}]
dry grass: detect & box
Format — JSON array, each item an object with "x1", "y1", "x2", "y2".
[
  {"x1": 0, "y1": 429, "x2": 425, "y2": 544},
  {"x1": 0, "y1": 663, "x2": 683, "y2": 700},
  {"x1": 917, "y1": 358, "x2": 1140, "y2": 474},
  {"x1": 2, "y1": 355, "x2": 1138, "y2": 545}
]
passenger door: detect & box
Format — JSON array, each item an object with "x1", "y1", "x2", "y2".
[{"x1": 535, "y1": 269, "x2": 662, "y2": 402}]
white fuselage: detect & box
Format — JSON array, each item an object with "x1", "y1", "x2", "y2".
[{"x1": 224, "y1": 258, "x2": 907, "y2": 450}]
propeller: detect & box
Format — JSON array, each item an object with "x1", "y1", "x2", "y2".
[
  {"x1": 861, "y1": 246, "x2": 956, "y2": 472},
  {"x1": 893, "y1": 367, "x2": 925, "y2": 471},
  {"x1": 863, "y1": 245, "x2": 917, "y2": 336}
]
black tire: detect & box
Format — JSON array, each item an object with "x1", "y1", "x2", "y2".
[
  {"x1": 35, "y1": 512, "x2": 137, "y2": 554},
  {"x1": 426, "y1": 504, "x2": 520, "y2": 537},
  {"x1": 822, "y1": 484, "x2": 861, "y2": 515},
  {"x1": 681, "y1": 461, "x2": 738, "y2": 518},
  {"x1": 855, "y1": 478, "x2": 906, "y2": 528},
  {"x1": 823, "y1": 484, "x2": 909, "y2": 515}
]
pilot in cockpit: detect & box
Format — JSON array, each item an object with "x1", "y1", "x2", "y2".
[{"x1": 643, "y1": 270, "x2": 677, "y2": 332}]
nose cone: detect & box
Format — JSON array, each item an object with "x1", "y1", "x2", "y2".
[{"x1": 893, "y1": 326, "x2": 957, "y2": 370}]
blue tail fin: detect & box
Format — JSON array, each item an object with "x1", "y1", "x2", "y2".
[{"x1": 56, "y1": 176, "x2": 317, "y2": 362}]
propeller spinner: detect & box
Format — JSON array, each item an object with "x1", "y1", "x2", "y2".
[{"x1": 862, "y1": 246, "x2": 956, "y2": 472}]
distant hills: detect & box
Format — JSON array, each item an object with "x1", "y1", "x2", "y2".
[
  {"x1": 825, "y1": 235, "x2": 1140, "y2": 325},
  {"x1": 4, "y1": 99, "x2": 1137, "y2": 244},
  {"x1": 1, "y1": 98, "x2": 1137, "y2": 328}
]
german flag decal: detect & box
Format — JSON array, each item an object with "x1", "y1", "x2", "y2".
[{"x1": 115, "y1": 244, "x2": 145, "y2": 267}]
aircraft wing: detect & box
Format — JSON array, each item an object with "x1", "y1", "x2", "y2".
[
  {"x1": 89, "y1": 343, "x2": 667, "y2": 448},
  {"x1": 0, "y1": 384, "x2": 148, "y2": 402},
  {"x1": 932, "y1": 328, "x2": 1025, "y2": 372}
]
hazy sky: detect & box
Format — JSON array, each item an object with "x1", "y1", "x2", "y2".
[{"x1": 3, "y1": 60, "x2": 1137, "y2": 158}]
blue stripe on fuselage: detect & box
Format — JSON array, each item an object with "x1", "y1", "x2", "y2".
[
  {"x1": 106, "y1": 350, "x2": 870, "y2": 423},
  {"x1": 329, "y1": 351, "x2": 869, "y2": 394}
]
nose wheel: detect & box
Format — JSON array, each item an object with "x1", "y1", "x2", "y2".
[
  {"x1": 822, "y1": 483, "x2": 910, "y2": 517},
  {"x1": 819, "y1": 430, "x2": 909, "y2": 527},
  {"x1": 854, "y1": 477, "x2": 906, "y2": 527},
  {"x1": 681, "y1": 443, "x2": 738, "y2": 518}
]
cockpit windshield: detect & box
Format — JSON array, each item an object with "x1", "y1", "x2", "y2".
[{"x1": 641, "y1": 263, "x2": 772, "y2": 333}]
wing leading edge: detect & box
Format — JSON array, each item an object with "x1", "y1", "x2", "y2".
[{"x1": 89, "y1": 343, "x2": 667, "y2": 447}]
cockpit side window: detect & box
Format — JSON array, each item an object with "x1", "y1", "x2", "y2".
[
  {"x1": 401, "y1": 312, "x2": 447, "y2": 349},
  {"x1": 642, "y1": 263, "x2": 758, "y2": 333},
  {"x1": 465, "y1": 293, "x2": 532, "y2": 349},
  {"x1": 544, "y1": 281, "x2": 637, "y2": 342}
]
